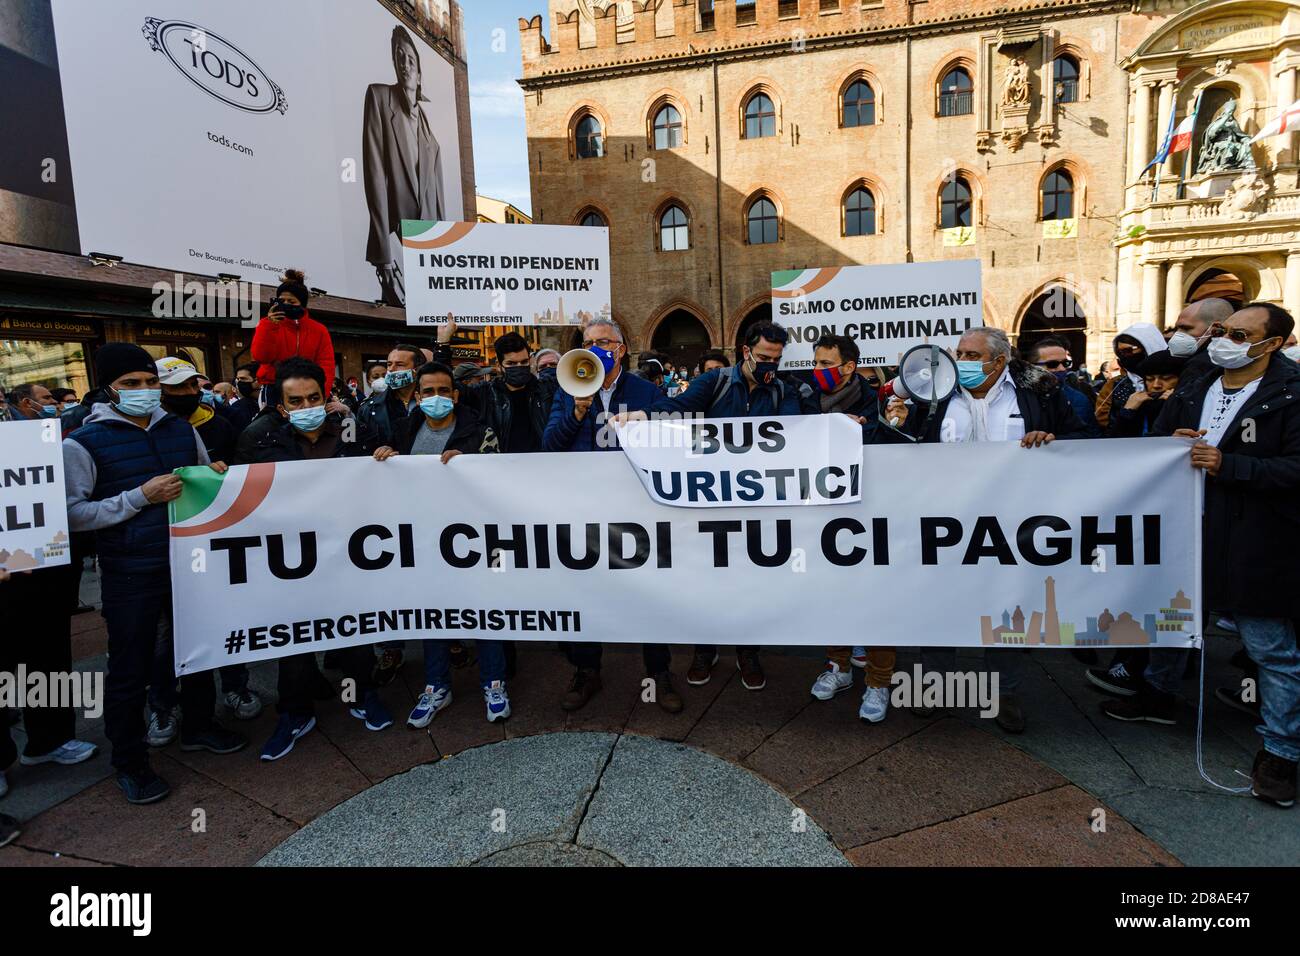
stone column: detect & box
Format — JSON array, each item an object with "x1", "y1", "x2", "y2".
[
  {"x1": 1164, "y1": 259, "x2": 1185, "y2": 328},
  {"x1": 1277, "y1": 65, "x2": 1296, "y2": 166},
  {"x1": 1285, "y1": 250, "x2": 1300, "y2": 316},
  {"x1": 1130, "y1": 80, "x2": 1152, "y2": 184},
  {"x1": 1142, "y1": 260, "x2": 1164, "y2": 327},
  {"x1": 1155, "y1": 81, "x2": 1175, "y2": 191}
]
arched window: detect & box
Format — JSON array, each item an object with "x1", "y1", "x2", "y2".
[
  {"x1": 1041, "y1": 169, "x2": 1074, "y2": 220},
  {"x1": 575, "y1": 114, "x2": 604, "y2": 159},
  {"x1": 579, "y1": 210, "x2": 607, "y2": 228},
  {"x1": 940, "y1": 174, "x2": 972, "y2": 228},
  {"x1": 938, "y1": 67, "x2": 973, "y2": 117},
  {"x1": 744, "y1": 93, "x2": 777, "y2": 139},
  {"x1": 844, "y1": 187, "x2": 876, "y2": 236},
  {"x1": 746, "y1": 197, "x2": 779, "y2": 244},
  {"x1": 1053, "y1": 55, "x2": 1080, "y2": 104},
  {"x1": 842, "y1": 79, "x2": 875, "y2": 128},
  {"x1": 653, "y1": 104, "x2": 684, "y2": 150},
  {"x1": 659, "y1": 205, "x2": 690, "y2": 251}
]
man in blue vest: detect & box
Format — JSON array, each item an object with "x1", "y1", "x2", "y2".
[{"x1": 63, "y1": 344, "x2": 246, "y2": 805}]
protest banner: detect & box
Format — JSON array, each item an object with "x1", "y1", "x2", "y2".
[
  {"x1": 0, "y1": 419, "x2": 71, "y2": 571},
  {"x1": 773, "y1": 259, "x2": 983, "y2": 369},
  {"x1": 401, "y1": 220, "x2": 612, "y2": 326},
  {"x1": 169, "y1": 436, "x2": 1201, "y2": 674},
  {"x1": 612, "y1": 415, "x2": 865, "y2": 507}
]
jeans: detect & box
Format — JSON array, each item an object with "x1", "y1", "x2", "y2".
[
  {"x1": 828, "y1": 646, "x2": 896, "y2": 688},
  {"x1": 100, "y1": 570, "x2": 215, "y2": 771},
  {"x1": 695, "y1": 644, "x2": 758, "y2": 660},
  {"x1": 424, "y1": 639, "x2": 506, "y2": 689},
  {"x1": 1236, "y1": 616, "x2": 1300, "y2": 763},
  {"x1": 920, "y1": 646, "x2": 1026, "y2": 694},
  {"x1": 566, "y1": 642, "x2": 671, "y2": 675},
  {"x1": 1143, "y1": 647, "x2": 1190, "y2": 696},
  {"x1": 276, "y1": 647, "x2": 374, "y2": 718}
]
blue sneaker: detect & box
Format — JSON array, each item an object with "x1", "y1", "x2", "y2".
[
  {"x1": 350, "y1": 692, "x2": 393, "y2": 731},
  {"x1": 260, "y1": 714, "x2": 316, "y2": 762},
  {"x1": 407, "y1": 684, "x2": 452, "y2": 729},
  {"x1": 484, "y1": 681, "x2": 511, "y2": 723}
]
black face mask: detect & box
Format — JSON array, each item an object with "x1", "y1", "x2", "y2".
[
  {"x1": 503, "y1": 366, "x2": 535, "y2": 389},
  {"x1": 276, "y1": 302, "x2": 305, "y2": 320},
  {"x1": 538, "y1": 366, "x2": 558, "y2": 383},
  {"x1": 236, "y1": 381, "x2": 256, "y2": 399},
  {"x1": 162, "y1": 393, "x2": 202, "y2": 418},
  {"x1": 1116, "y1": 351, "x2": 1145, "y2": 373}
]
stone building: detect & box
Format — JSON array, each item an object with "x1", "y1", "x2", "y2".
[{"x1": 518, "y1": 0, "x2": 1300, "y2": 373}]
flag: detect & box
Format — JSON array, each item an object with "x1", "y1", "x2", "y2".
[
  {"x1": 1250, "y1": 98, "x2": 1300, "y2": 143},
  {"x1": 1143, "y1": 102, "x2": 1179, "y2": 172},
  {"x1": 1145, "y1": 94, "x2": 1199, "y2": 170}
]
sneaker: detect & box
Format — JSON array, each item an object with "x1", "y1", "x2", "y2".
[
  {"x1": 116, "y1": 765, "x2": 171, "y2": 805},
  {"x1": 859, "y1": 685, "x2": 890, "y2": 723},
  {"x1": 1086, "y1": 662, "x2": 1141, "y2": 697},
  {"x1": 1099, "y1": 683, "x2": 1178, "y2": 725},
  {"x1": 1215, "y1": 685, "x2": 1262, "y2": 719},
  {"x1": 737, "y1": 651, "x2": 766, "y2": 691},
  {"x1": 686, "y1": 649, "x2": 718, "y2": 686},
  {"x1": 484, "y1": 681, "x2": 512, "y2": 722},
  {"x1": 223, "y1": 688, "x2": 264, "y2": 720},
  {"x1": 561, "y1": 668, "x2": 602, "y2": 712},
  {"x1": 850, "y1": 647, "x2": 868, "y2": 669},
  {"x1": 373, "y1": 647, "x2": 404, "y2": 687},
  {"x1": 20, "y1": 739, "x2": 98, "y2": 766},
  {"x1": 0, "y1": 770, "x2": 8, "y2": 799},
  {"x1": 408, "y1": 684, "x2": 453, "y2": 728},
  {"x1": 1250, "y1": 749, "x2": 1297, "y2": 808},
  {"x1": 146, "y1": 707, "x2": 178, "y2": 747},
  {"x1": 0, "y1": 812, "x2": 19, "y2": 848},
  {"x1": 180, "y1": 724, "x2": 248, "y2": 755},
  {"x1": 260, "y1": 715, "x2": 316, "y2": 762},
  {"x1": 649, "y1": 672, "x2": 683, "y2": 714},
  {"x1": 994, "y1": 693, "x2": 1026, "y2": 734},
  {"x1": 350, "y1": 691, "x2": 394, "y2": 731},
  {"x1": 1215, "y1": 616, "x2": 1239, "y2": 634},
  {"x1": 811, "y1": 662, "x2": 853, "y2": 700}
]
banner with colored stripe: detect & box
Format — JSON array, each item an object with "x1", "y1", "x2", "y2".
[
  {"x1": 772, "y1": 259, "x2": 983, "y2": 370},
  {"x1": 167, "y1": 437, "x2": 1201, "y2": 674},
  {"x1": 401, "y1": 219, "x2": 611, "y2": 326}
]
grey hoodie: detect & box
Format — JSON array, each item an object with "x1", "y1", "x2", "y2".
[{"x1": 63, "y1": 403, "x2": 209, "y2": 532}]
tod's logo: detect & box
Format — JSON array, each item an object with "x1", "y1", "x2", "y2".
[{"x1": 142, "y1": 17, "x2": 287, "y2": 115}]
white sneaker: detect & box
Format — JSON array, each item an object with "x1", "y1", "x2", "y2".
[
  {"x1": 850, "y1": 647, "x2": 868, "y2": 668},
  {"x1": 407, "y1": 684, "x2": 452, "y2": 729},
  {"x1": 859, "y1": 686, "x2": 890, "y2": 723},
  {"x1": 811, "y1": 663, "x2": 853, "y2": 700},
  {"x1": 484, "y1": 681, "x2": 511, "y2": 723},
  {"x1": 20, "y1": 739, "x2": 98, "y2": 766},
  {"x1": 147, "y1": 707, "x2": 179, "y2": 747},
  {"x1": 0, "y1": 770, "x2": 8, "y2": 799},
  {"x1": 223, "y1": 688, "x2": 264, "y2": 720}
]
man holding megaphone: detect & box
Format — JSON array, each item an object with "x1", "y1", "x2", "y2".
[{"x1": 542, "y1": 318, "x2": 681, "y2": 714}]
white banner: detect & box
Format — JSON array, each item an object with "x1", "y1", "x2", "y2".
[
  {"x1": 613, "y1": 415, "x2": 864, "y2": 507},
  {"x1": 0, "y1": 420, "x2": 71, "y2": 571},
  {"x1": 47, "y1": 0, "x2": 464, "y2": 303},
  {"x1": 169, "y1": 437, "x2": 1202, "y2": 674},
  {"x1": 401, "y1": 221, "x2": 612, "y2": 326},
  {"x1": 773, "y1": 260, "x2": 983, "y2": 369}
]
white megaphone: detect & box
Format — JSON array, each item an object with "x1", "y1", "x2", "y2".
[
  {"x1": 879, "y1": 344, "x2": 959, "y2": 427},
  {"x1": 557, "y1": 348, "x2": 606, "y2": 398}
]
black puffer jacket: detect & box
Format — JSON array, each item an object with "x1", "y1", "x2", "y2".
[{"x1": 390, "y1": 402, "x2": 499, "y2": 456}]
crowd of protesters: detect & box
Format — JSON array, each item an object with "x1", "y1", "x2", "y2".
[{"x1": 1, "y1": 268, "x2": 1298, "y2": 846}]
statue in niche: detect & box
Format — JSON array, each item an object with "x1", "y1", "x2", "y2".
[
  {"x1": 1195, "y1": 99, "x2": 1257, "y2": 174},
  {"x1": 1003, "y1": 57, "x2": 1030, "y2": 109}
]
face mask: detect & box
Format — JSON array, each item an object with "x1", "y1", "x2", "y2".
[
  {"x1": 385, "y1": 369, "x2": 414, "y2": 390},
  {"x1": 812, "y1": 364, "x2": 845, "y2": 393},
  {"x1": 37, "y1": 403, "x2": 60, "y2": 418},
  {"x1": 1209, "y1": 336, "x2": 1270, "y2": 370},
  {"x1": 276, "y1": 302, "x2": 304, "y2": 321},
  {"x1": 236, "y1": 380, "x2": 256, "y2": 399},
  {"x1": 287, "y1": 405, "x2": 327, "y2": 433},
  {"x1": 201, "y1": 390, "x2": 223, "y2": 406},
  {"x1": 589, "y1": 345, "x2": 618, "y2": 375},
  {"x1": 539, "y1": 366, "x2": 558, "y2": 382},
  {"x1": 1284, "y1": 345, "x2": 1300, "y2": 363},
  {"x1": 369, "y1": 377, "x2": 388, "y2": 393},
  {"x1": 113, "y1": 388, "x2": 162, "y2": 418},
  {"x1": 1116, "y1": 351, "x2": 1144, "y2": 373},
  {"x1": 1051, "y1": 370, "x2": 1071, "y2": 384},
  {"x1": 163, "y1": 393, "x2": 202, "y2": 418},
  {"x1": 420, "y1": 395, "x2": 454, "y2": 420},
  {"x1": 1167, "y1": 331, "x2": 1201, "y2": 358},
  {"x1": 957, "y1": 360, "x2": 992, "y2": 390},
  {"x1": 503, "y1": 366, "x2": 535, "y2": 388},
  {"x1": 748, "y1": 356, "x2": 779, "y2": 386}
]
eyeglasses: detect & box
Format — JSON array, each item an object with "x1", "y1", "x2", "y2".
[
  {"x1": 582, "y1": 338, "x2": 620, "y2": 350},
  {"x1": 1208, "y1": 323, "x2": 1273, "y2": 345},
  {"x1": 1036, "y1": 359, "x2": 1073, "y2": 370}
]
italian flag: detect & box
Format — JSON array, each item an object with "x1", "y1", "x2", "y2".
[
  {"x1": 1168, "y1": 112, "x2": 1197, "y2": 155},
  {"x1": 1250, "y1": 98, "x2": 1300, "y2": 143}
]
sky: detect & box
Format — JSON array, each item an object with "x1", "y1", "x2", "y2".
[{"x1": 462, "y1": 0, "x2": 547, "y2": 216}]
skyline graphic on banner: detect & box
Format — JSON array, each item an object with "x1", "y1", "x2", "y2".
[{"x1": 980, "y1": 576, "x2": 1195, "y2": 648}]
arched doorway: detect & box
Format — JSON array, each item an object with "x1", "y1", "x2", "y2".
[
  {"x1": 1186, "y1": 268, "x2": 1245, "y2": 310},
  {"x1": 651, "y1": 310, "x2": 711, "y2": 374},
  {"x1": 1018, "y1": 286, "x2": 1087, "y2": 366},
  {"x1": 734, "y1": 303, "x2": 773, "y2": 358}
]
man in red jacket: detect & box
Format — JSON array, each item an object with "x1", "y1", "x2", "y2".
[{"x1": 251, "y1": 269, "x2": 336, "y2": 393}]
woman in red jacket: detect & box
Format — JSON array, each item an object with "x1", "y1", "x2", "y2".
[{"x1": 251, "y1": 269, "x2": 336, "y2": 392}]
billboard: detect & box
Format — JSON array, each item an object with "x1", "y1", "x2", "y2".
[{"x1": 5, "y1": 0, "x2": 465, "y2": 305}]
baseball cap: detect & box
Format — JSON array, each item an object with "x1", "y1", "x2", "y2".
[
  {"x1": 156, "y1": 355, "x2": 201, "y2": 386},
  {"x1": 453, "y1": 363, "x2": 483, "y2": 384}
]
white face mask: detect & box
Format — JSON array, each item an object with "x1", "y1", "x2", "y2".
[
  {"x1": 1208, "y1": 336, "x2": 1268, "y2": 370},
  {"x1": 1167, "y1": 330, "x2": 1200, "y2": 358},
  {"x1": 1284, "y1": 345, "x2": 1300, "y2": 363}
]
